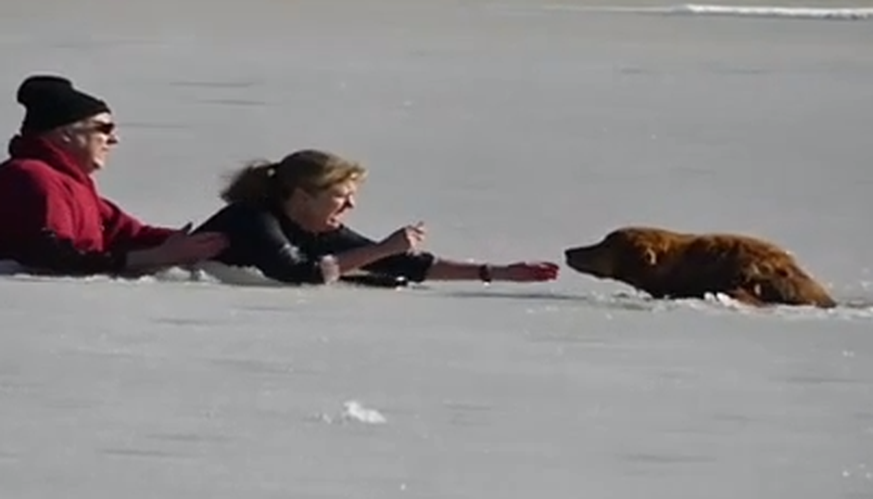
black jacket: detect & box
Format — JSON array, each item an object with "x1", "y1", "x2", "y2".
[{"x1": 194, "y1": 202, "x2": 435, "y2": 286}]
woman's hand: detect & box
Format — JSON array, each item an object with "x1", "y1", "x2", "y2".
[
  {"x1": 495, "y1": 261, "x2": 560, "y2": 282},
  {"x1": 378, "y1": 222, "x2": 427, "y2": 255}
]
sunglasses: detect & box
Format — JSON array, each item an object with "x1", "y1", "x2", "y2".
[{"x1": 81, "y1": 121, "x2": 116, "y2": 135}]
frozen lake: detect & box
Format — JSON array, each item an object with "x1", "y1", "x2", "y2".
[{"x1": 1, "y1": 1, "x2": 872, "y2": 498}]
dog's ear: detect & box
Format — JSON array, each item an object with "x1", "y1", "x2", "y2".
[
  {"x1": 747, "y1": 263, "x2": 762, "y2": 276},
  {"x1": 643, "y1": 248, "x2": 658, "y2": 266}
]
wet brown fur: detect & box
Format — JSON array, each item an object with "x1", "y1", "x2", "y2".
[{"x1": 564, "y1": 227, "x2": 836, "y2": 308}]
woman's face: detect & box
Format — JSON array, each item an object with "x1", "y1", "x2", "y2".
[{"x1": 289, "y1": 180, "x2": 358, "y2": 233}]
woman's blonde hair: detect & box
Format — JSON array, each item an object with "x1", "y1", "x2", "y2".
[{"x1": 220, "y1": 149, "x2": 367, "y2": 205}]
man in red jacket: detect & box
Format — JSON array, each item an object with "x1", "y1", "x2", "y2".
[{"x1": 0, "y1": 74, "x2": 226, "y2": 276}]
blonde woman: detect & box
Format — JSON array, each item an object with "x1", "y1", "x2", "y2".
[{"x1": 193, "y1": 149, "x2": 559, "y2": 286}]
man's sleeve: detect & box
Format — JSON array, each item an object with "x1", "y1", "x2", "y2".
[
  {"x1": 0, "y1": 169, "x2": 127, "y2": 275},
  {"x1": 101, "y1": 198, "x2": 178, "y2": 251}
]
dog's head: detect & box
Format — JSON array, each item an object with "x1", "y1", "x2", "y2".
[{"x1": 564, "y1": 227, "x2": 680, "y2": 282}]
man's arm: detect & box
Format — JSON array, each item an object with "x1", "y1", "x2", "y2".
[{"x1": 100, "y1": 198, "x2": 178, "y2": 251}]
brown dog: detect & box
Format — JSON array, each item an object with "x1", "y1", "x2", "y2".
[{"x1": 564, "y1": 227, "x2": 836, "y2": 308}]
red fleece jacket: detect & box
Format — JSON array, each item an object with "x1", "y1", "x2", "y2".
[{"x1": 0, "y1": 134, "x2": 177, "y2": 274}]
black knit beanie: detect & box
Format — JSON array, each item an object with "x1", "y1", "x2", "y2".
[{"x1": 16, "y1": 75, "x2": 111, "y2": 134}]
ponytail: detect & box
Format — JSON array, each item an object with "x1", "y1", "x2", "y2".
[
  {"x1": 220, "y1": 160, "x2": 279, "y2": 205},
  {"x1": 219, "y1": 149, "x2": 367, "y2": 206}
]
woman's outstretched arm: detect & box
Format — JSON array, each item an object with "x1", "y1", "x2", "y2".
[
  {"x1": 424, "y1": 258, "x2": 559, "y2": 283},
  {"x1": 333, "y1": 224, "x2": 559, "y2": 284}
]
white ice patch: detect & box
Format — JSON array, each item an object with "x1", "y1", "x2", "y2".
[
  {"x1": 678, "y1": 4, "x2": 873, "y2": 20},
  {"x1": 341, "y1": 400, "x2": 387, "y2": 425},
  {"x1": 311, "y1": 400, "x2": 388, "y2": 425},
  {"x1": 527, "y1": 3, "x2": 873, "y2": 20}
]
